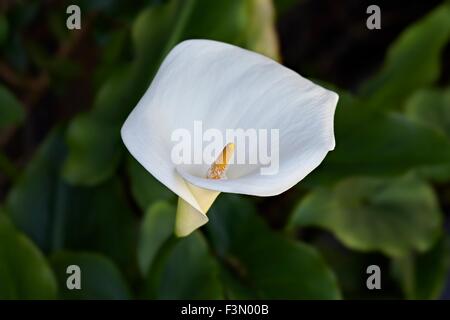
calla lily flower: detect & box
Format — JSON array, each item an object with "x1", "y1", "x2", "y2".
[{"x1": 121, "y1": 39, "x2": 338, "y2": 237}]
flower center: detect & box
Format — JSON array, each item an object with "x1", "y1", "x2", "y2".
[{"x1": 207, "y1": 143, "x2": 235, "y2": 180}]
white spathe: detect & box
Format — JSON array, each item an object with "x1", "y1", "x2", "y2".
[{"x1": 121, "y1": 39, "x2": 338, "y2": 236}]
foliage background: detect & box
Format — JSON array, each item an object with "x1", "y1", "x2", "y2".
[{"x1": 0, "y1": 0, "x2": 450, "y2": 299}]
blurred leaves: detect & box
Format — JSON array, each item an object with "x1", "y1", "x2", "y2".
[
  {"x1": 6, "y1": 130, "x2": 67, "y2": 251},
  {"x1": 207, "y1": 195, "x2": 341, "y2": 299},
  {"x1": 405, "y1": 88, "x2": 450, "y2": 182},
  {"x1": 62, "y1": 0, "x2": 191, "y2": 185},
  {"x1": 308, "y1": 4, "x2": 450, "y2": 185},
  {"x1": 360, "y1": 3, "x2": 450, "y2": 110},
  {"x1": 0, "y1": 215, "x2": 57, "y2": 299},
  {"x1": 51, "y1": 251, "x2": 131, "y2": 300},
  {"x1": 139, "y1": 201, "x2": 222, "y2": 299},
  {"x1": 289, "y1": 175, "x2": 442, "y2": 257},
  {"x1": 138, "y1": 196, "x2": 341, "y2": 299},
  {"x1": 143, "y1": 232, "x2": 224, "y2": 299},
  {"x1": 0, "y1": 85, "x2": 25, "y2": 129},
  {"x1": 6, "y1": 130, "x2": 137, "y2": 274},
  {"x1": 406, "y1": 88, "x2": 450, "y2": 138},
  {"x1": 63, "y1": 0, "x2": 179, "y2": 185},
  {"x1": 62, "y1": 113, "x2": 123, "y2": 185},
  {"x1": 392, "y1": 235, "x2": 450, "y2": 299},
  {"x1": 307, "y1": 96, "x2": 450, "y2": 184},
  {"x1": 138, "y1": 202, "x2": 175, "y2": 276}
]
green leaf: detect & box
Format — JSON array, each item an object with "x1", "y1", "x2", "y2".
[
  {"x1": 405, "y1": 88, "x2": 450, "y2": 138},
  {"x1": 132, "y1": 0, "x2": 192, "y2": 63},
  {"x1": 143, "y1": 232, "x2": 224, "y2": 299},
  {"x1": 0, "y1": 215, "x2": 57, "y2": 299},
  {"x1": 181, "y1": 0, "x2": 279, "y2": 58},
  {"x1": 360, "y1": 4, "x2": 450, "y2": 110},
  {"x1": 289, "y1": 175, "x2": 442, "y2": 257},
  {"x1": 306, "y1": 98, "x2": 450, "y2": 185},
  {"x1": 404, "y1": 88, "x2": 450, "y2": 182},
  {"x1": 6, "y1": 130, "x2": 67, "y2": 251},
  {"x1": 6, "y1": 130, "x2": 137, "y2": 274},
  {"x1": 207, "y1": 194, "x2": 341, "y2": 299},
  {"x1": 127, "y1": 157, "x2": 174, "y2": 212},
  {"x1": 62, "y1": 114, "x2": 123, "y2": 186},
  {"x1": 0, "y1": 85, "x2": 25, "y2": 129},
  {"x1": 93, "y1": 30, "x2": 129, "y2": 86},
  {"x1": 51, "y1": 251, "x2": 131, "y2": 300},
  {"x1": 138, "y1": 202, "x2": 175, "y2": 276},
  {"x1": 392, "y1": 235, "x2": 450, "y2": 299},
  {"x1": 56, "y1": 180, "x2": 138, "y2": 275},
  {"x1": 62, "y1": 66, "x2": 133, "y2": 185},
  {"x1": 182, "y1": 0, "x2": 246, "y2": 44}
]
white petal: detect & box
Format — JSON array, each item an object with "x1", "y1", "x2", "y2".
[
  {"x1": 175, "y1": 197, "x2": 208, "y2": 237},
  {"x1": 121, "y1": 39, "x2": 338, "y2": 205}
]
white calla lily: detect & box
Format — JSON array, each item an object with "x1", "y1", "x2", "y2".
[{"x1": 121, "y1": 39, "x2": 338, "y2": 237}]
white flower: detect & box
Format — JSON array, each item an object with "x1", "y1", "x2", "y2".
[{"x1": 121, "y1": 39, "x2": 338, "y2": 237}]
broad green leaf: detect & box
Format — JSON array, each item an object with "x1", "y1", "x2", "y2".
[
  {"x1": 207, "y1": 194, "x2": 341, "y2": 299},
  {"x1": 289, "y1": 175, "x2": 442, "y2": 257},
  {"x1": 0, "y1": 215, "x2": 57, "y2": 299},
  {"x1": 62, "y1": 114, "x2": 123, "y2": 186},
  {"x1": 6, "y1": 130, "x2": 67, "y2": 251},
  {"x1": 360, "y1": 4, "x2": 450, "y2": 110},
  {"x1": 405, "y1": 88, "x2": 450, "y2": 182},
  {"x1": 127, "y1": 156, "x2": 174, "y2": 212},
  {"x1": 0, "y1": 85, "x2": 25, "y2": 129},
  {"x1": 306, "y1": 98, "x2": 450, "y2": 185},
  {"x1": 138, "y1": 202, "x2": 175, "y2": 276},
  {"x1": 51, "y1": 251, "x2": 131, "y2": 300},
  {"x1": 405, "y1": 88, "x2": 450, "y2": 138},
  {"x1": 6, "y1": 130, "x2": 137, "y2": 274},
  {"x1": 55, "y1": 180, "x2": 138, "y2": 275},
  {"x1": 143, "y1": 232, "x2": 224, "y2": 299},
  {"x1": 392, "y1": 235, "x2": 450, "y2": 299}
]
